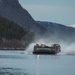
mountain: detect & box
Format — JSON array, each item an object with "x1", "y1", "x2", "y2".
[
  {"x1": 0, "y1": 0, "x2": 45, "y2": 34},
  {"x1": 0, "y1": 0, "x2": 75, "y2": 43},
  {"x1": 37, "y1": 21, "x2": 75, "y2": 42}
]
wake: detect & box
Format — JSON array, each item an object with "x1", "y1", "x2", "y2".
[{"x1": 25, "y1": 41, "x2": 75, "y2": 55}]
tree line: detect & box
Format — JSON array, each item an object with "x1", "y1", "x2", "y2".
[{"x1": 0, "y1": 16, "x2": 34, "y2": 49}]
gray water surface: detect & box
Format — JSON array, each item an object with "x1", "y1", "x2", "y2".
[{"x1": 0, "y1": 50, "x2": 75, "y2": 75}]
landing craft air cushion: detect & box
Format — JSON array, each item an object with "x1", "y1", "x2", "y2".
[{"x1": 33, "y1": 44, "x2": 61, "y2": 54}]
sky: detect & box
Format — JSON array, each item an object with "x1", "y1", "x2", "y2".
[{"x1": 19, "y1": 0, "x2": 75, "y2": 25}]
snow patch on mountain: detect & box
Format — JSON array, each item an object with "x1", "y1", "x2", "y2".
[{"x1": 69, "y1": 24, "x2": 75, "y2": 28}]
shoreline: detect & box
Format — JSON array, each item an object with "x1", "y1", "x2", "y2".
[{"x1": 0, "y1": 48, "x2": 25, "y2": 50}]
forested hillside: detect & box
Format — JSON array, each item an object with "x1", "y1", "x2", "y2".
[{"x1": 0, "y1": 16, "x2": 34, "y2": 49}]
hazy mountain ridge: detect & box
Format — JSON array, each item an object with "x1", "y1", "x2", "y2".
[{"x1": 37, "y1": 21, "x2": 75, "y2": 42}]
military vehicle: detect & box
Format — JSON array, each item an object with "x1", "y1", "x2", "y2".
[{"x1": 33, "y1": 44, "x2": 61, "y2": 54}]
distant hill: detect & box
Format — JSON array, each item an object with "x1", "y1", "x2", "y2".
[
  {"x1": 37, "y1": 21, "x2": 75, "y2": 42},
  {"x1": 0, "y1": 0, "x2": 45, "y2": 34}
]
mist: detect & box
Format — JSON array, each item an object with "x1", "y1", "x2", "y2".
[{"x1": 25, "y1": 36, "x2": 75, "y2": 55}]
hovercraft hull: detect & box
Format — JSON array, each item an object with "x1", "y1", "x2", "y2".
[{"x1": 33, "y1": 44, "x2": 61, "y2": 55}]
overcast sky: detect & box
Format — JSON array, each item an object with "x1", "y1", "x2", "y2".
[{"x1": 19, "y1": 0, "x2": 75, "y2": 25}]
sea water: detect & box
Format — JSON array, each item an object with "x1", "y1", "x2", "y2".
[{"x1": 0, "y1": 50, "x2": 75, "y2": 75}]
